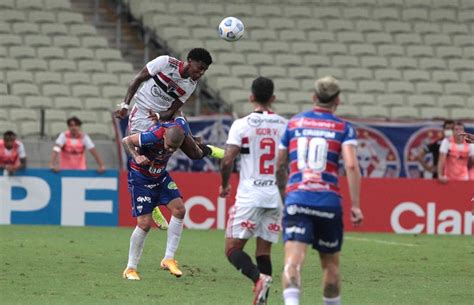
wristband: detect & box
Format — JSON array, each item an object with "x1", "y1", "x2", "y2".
[
  {"x1": 119, "y1": 102, "x2": 129, "y2": 110},
  {"x1": 155, "y1": 112, "x2": 160, "y2": 120}
]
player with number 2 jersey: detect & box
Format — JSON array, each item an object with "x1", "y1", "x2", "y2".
[{"x1": 220, "y1": 77, "x2": 287, "y2": 305}]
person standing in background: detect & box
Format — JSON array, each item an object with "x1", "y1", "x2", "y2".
[
  {"x1": 0, "y1": 130, "x2": 27, "y2": 176},
  {"x1": 459, "y1": 130, "x2": 474, "y2": 179},
  {"x1": 417, "y1": 120, "x2": 454, "y2": 179},
  {"x1": 438, "y1": 122, "x2": 474, "y2": 183},
  {"x1": 49, "y1": 116, "x2": 106, "y2": 173}
]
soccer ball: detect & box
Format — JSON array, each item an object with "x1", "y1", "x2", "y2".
[{"x1": 218, "y1": 17, "x2": 244, "y2": 42}]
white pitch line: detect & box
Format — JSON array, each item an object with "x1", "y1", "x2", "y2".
[{"x1": 345, "y1": 236, "x2": 417, "y2": 247}]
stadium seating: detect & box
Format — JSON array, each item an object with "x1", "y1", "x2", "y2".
[
  {"x1": 0, "y1": 0, "x2": 133, "y2": 139},
  {"x1": 122, "y1": 0, "x2": 472, "y2": 119},
  {"x1": 1, "y1": 0, "x2": 472, "y2": 137}
]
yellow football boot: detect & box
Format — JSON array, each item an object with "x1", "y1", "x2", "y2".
[
  {"x1": 207, "y1": 145, "x2": 225, "y2": 159},
  {"x1": 160, "y1": 258, "x2": 183, "y2": 278},
  {"x1": 122, "y1": 268, "x2": 140, "y2": 280},
  {"x1": 152, "y1": 207, "x2": 168, "y2": 230}
]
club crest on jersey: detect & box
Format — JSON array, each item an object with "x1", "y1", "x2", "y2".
[
  {"x1": 166, "y1": 81, "x2": 178, "y2": 94},
  {"x1": 353, "y1": 125, "x2": 401, "y2": 178},
  {"x1": 404, "y1": 126, "x2": 443, "y2": 178}
]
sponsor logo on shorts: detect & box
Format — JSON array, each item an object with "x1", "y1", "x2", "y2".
[
  {"x1": 136, "y1": 196, "x2": 151, "y2": 203},
  {"x1": 318, "y1": 239, "x2": 339, "y2": 248},
  {"x1": 286, "y1": 205, "x2": 335, "y2": 219},
  {"x1": 253, "y1": 179, "x2": 276, "y2": 187},
  {"x1": 167, "y1": 182, "x2": 178, "y2": 190},
  {"x1": 267, "y1": 223, "x2": 281, "y2": 232},
  {"x1": 144, "y1": 183, "x2": 158, "y2": 189},
  {"x1": 136, "y1": 205, "x2": 143, "y2": 213},
  {"x1": 285, "y1": 226, "x2": 306, "y2": 235},
  {"x1": 241, "y1": 220, "x2": 256, "y2": 230}
]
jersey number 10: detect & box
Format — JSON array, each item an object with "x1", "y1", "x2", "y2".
[{"x1": 297, "y1": 137, "x2": 328, "y2": 171}]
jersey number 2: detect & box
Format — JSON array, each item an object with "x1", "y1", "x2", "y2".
[
  {"x1": 259, "y1": 138, "x2": 275, "y2": 174},
  {"x1": 297, "y1": 137, "x2": 328, "y2": 171}
]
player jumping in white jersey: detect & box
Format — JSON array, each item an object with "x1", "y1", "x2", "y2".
[
  {"x1": 117, "y1": 48, "x2": 223, "y2": 229},
  {"x1": 117, "y1": 48, "x2": 211, "y2": 131},
  {"x1": 219, "y1": 77, "x2": 287, "y2": 305}
]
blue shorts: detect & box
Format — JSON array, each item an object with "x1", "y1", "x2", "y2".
[
  {"x1": 128, "y1": 170, "x2": 182, "y2": 217},
  {"x1": 282, "y1": 204, "x2": 343, "y2": 253}
]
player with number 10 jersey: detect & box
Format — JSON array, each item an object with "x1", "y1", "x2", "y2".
[
  {"x1": 277, "y1": 76, "x2": 362, "y2": 305},
  {"x1": 280, "y1": 105, "x2": 357, "y2": 206}
]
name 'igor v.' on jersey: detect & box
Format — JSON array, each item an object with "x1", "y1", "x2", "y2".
[{"x1": 226, "y1": 111, "x2": 287, "y2": 208}]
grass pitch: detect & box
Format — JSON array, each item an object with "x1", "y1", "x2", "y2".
[{"x1": 0, "y1": 225, "x2": 472, "y2": 305}]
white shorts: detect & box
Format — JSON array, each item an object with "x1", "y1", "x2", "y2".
[
  {"x1": 225, "y1": 205, "x2": 282, "y2": 243},
  {"x1": 128, "y1": 104, "x2": 153, "y2": 134}
]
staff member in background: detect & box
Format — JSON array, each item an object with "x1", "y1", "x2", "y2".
[
  {"x1": 459, "y1": 131, "x2": 474, "y2": 180},
  {"x1": 0, "y1": 130, "x2": 27, "y2": 175},
  {"x1": 438, "y1": 122, "x2": 474, "y2": 183},
  {"x1": 417, "y1": 120, "x2": 454, "y2": 179},
  {"x1": 49, "y1": 116, "x2": 106, "y2": 173}
]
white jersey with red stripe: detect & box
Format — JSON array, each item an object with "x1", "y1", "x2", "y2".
[
  {"x1": 226, "y1": 111, "x2": 288, "y2": 208},
  {"x1": 129, "y1": 55, "x2": 196, "y2": 133}
]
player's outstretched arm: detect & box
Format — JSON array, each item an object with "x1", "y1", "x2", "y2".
[
  {"x1": 180, "y1": 135, "x2": 206, "y2": 160},
  {"x1": 342, "y1": 144, "x2": 363, "y2": 225},
  {"x1": 122, "y1": 134, "x2": 150, "y2": 165},
  {"x1": 276, "y1": 148, "x2": 289, "y2": 203},
  {"x1": 117, "y1": 67, "x2": 152, "y2": 119},
  {"x1": 219, "y1": 144, "x2": 240, "y2": 197}
]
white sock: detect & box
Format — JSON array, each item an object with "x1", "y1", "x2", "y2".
[
  {"x1": 164, "y1": 216, "x2": 183, "y2": 259},
  {"x1": 283, "y1": 288, "x2": 300, "y2": 305},
  {"x1": 323, "y1": 296, "x2": 341, "y2": 305},
  {"x1": 127, "y1": 226, "x2": 148, "y2": 269}
]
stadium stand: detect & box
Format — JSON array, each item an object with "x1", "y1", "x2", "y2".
[
  {"x1": 0, "y1": 0, "x2": 135, "y2": 140},
  {"x1": 0, "y1": 0, "x2": 472, "y2": 147},
  {"x1": 118, "y1": 0, "x2": 472, "y2": 118}
]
